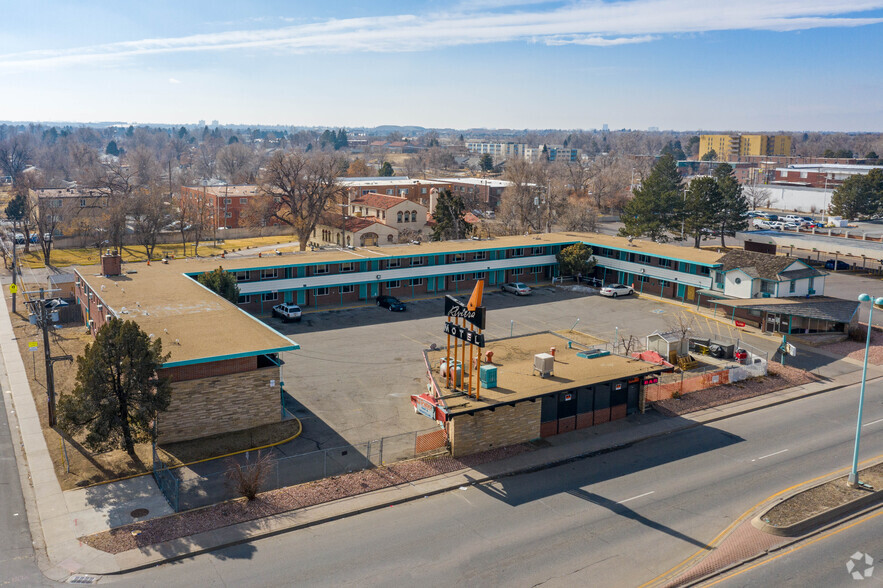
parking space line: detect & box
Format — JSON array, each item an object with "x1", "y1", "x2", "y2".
[
  {"x1": 616, "y1": 491, "x2": 655, "y2": 504},
  {"x1": 862, "y1": 417, "x2": 883, "y2": 427}
]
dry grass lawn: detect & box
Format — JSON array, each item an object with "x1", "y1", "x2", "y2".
[{"x1": 6, "y1": 294, "x2": 300, "y2": 489}]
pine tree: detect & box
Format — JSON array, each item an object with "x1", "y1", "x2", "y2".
[
  {"x1": 619, "y1": 154, "x2": 683, "y2": 242},
  {"x1": 431, "y1": 190, "x2": 472, "y2": 241},
  {"x1": 58, "y1": 320, "x2": 171, "y2": 456},
  {"x1": 196, "y1": 267, "x2": 240, "y2": 303},
  {"x1": 105, "y1": 140, "x2": 120, "y2": 156},
  {"x1": 682, "y1": 176, "x2": 721, "y2": 248},
  {"x1": 713, "y1": 163, "x2": 749, "y2": 247},
  {"x1": 378, "y1": 161, "x2": 394, "y2": 177}
]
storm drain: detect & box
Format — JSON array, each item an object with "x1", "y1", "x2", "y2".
[{"x1": 68, "y1": 575, "x2": 99, "y2": 584}]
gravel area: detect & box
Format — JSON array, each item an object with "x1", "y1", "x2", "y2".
[
  {"x1": 80, "y1": 444, "x2": 530, "y2": 554},
  {"x1": 653, "y1": 363, "x2": 820, "y2": 417},
  {"x1": 763, "y1": 462, "x2": 883, "y2": 528},
  {"x1": 823, "y1": 330, "x2": 883, "y2": 365}
]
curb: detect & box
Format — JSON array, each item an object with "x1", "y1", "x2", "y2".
[
  {"x1": 82, "y1": 372, "x2": 867, "y2": 577},
  {"x1": 751, "y1": 459, "x2": 883, "y2": 537}
]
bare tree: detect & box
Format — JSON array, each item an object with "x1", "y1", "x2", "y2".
[
  {"x1": 240, "y1": 194, "x2": 280, "y2": 235},
  {"x1": 663, "y1": 311, "x2": 696, "y2": 344},
  {"x1": 174, "y1": 188, "x2": 214, "y2": 257},
  {"x1": 743, "y1": 180, "x2": 771, "y2": 210},
  {"x1": 261, "y1": 151, "x2": 347, "y2": 251},
  {"x1": 499, "y1": 158, "x2": 545, "y2": 234},
  {"x1": 0, "y1": 135, "x2": 31, "y2": 184},
  {"x1": 131, "y1": 186, "x2": 171, "y2": 259},
  {"x1": 558, "y1": 196, "x2": 598, "y2": 232},
  {"x1": 216, "y1": 143, "x2": 255, "y2": 184},
  {"x1": 83, "y1": 161, "x2": 136, "y2": 252}
]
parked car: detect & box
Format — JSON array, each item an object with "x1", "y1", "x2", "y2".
[
  {"x1": 376, "y1": 295, "x2": 406, "y2": 311},
  {"x1": 502, "y1": 282, "x2": 531, "y2": 295},
  {"x1": 782, "y1": 214, "x2": 802, "y2": 223},
  {"x1": 599, "y1": 283, "x2": 634, "y2": 298},
  {"x1": 782, "y1": 221, "x2": 800, "y2": 230},
  {"x1": 579, "y1": 275, "x2": 603, "y2": 287},
  {"x1": 825, "y1": 259, "x2": 850, "y2": 271},
  {"x1": 752, "y1": 219, "x2": 772, "y2": 229},
  {"x1": 765, "y1": 214, "x2": 780, "y2": 221},
  {"x1": 768, "y1": 221, "x2": 785, "y2": 230},
  {"x1": 272, "y1": 303, "x2": 302, "y2": 322}
]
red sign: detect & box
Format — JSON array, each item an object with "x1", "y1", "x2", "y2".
[
  {"x1": 734, "y1": 320, "x2": 746, "y2": 327},
  {"x1": 643, "y1": 376, "x2": 659, "y2": 385}
]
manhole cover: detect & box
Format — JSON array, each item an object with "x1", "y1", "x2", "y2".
[{"x1": 130, "y1": 508, "x2": 149, "y2": 518}]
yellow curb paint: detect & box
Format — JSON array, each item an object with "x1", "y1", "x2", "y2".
[
  {"x1": 704, "y1": 508, "x2": 883, "y2": 586},
  {"x1": 637, "y1": 452, "x2": 883, "y2": 588},
  {"x1": 77, "y1": 417, "x2": 302, "y2": 488}
]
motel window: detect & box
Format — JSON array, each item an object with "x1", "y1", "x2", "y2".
[
  {"x1": 225, "y1": 198, "x2": 232, "y2": 204},
  {"x1": 512, "y1": 268, "x2": 523, "y2": 276},
  {"x1": 401, "y1": 189, "x2": 409, "y2": 195},
  {"x1": 658, "y1": 258, "x2": 672, "y2": 268},
  {"x1": 531, "y1": 266, "x2": 542, "y2": 274},
  {"x1": 410, "y1": 278, "x2": 424, "y2": 286},
  {"x1": 237, "y1": 295, "x2": 250, "y2": 304},
  {"x1": 636, "y1": 254, "x2": 650, "y2": 264},
  {"x1": 473, "y1": 272, "x2": 486, "y2": 280},
  {"x1": 639, "y1": 275, "x2": 650, "y2": 283},
  {"x1": 260, "y1": 269, "x2": 278, "y2": 280},
  {"x1": 314, "y1": 265, "x2": 329, "y2": 275},
  {"x1": 261, "y1": 292, "x2": 278, "y2": 302},
  {"x1": 452, "y1": 253, "x2": 465, "y2": 263},
  {"x1": 316, "y1": 287, "x2": 330, "y2": 296},
  {"x1": 236, "y1": 271, "x2": 250, "y2": 281},
  {"x1": 411, "y1": 257, "x2": 425, "y2": 266},
  {"x1": 387, "y1": 259, "x2": 401, "y2": 268},
  {"x1": 341, "y1": 285, "x2": 355, "y2": 294},
  {"x1": 699, "y1": 266, "x2": 711, "y2": 276},
  {"x1": 452, "y1": 274, "x2": 465, "y2": 282},
  {"x1": 760, "y1": 281, "x2": 776, "y2": 294},
  {"x1": 790, "y1": 280, "x2": 796, "y2": 293},
  {"x1": 532, "y1": 247, "x2": 544, "y2": 255},
  {"x1": 387, "y1": 280, "x2": 401, "y2": 288},
  {"x1": 714, "y1": 271, "x2": 725, "y2": 288},
  {"x1": 240, "y1": 198, "x2": 248, "y2": 204},
  {"x1": 340, "y1": 262, "x2": 355, "y2": 272},
  {"x1": 512, "y1": 248, "x2": 524, "y2": 257},
  {"x1": 473, "y1": 251, "x2": 487, "y2": 261}
]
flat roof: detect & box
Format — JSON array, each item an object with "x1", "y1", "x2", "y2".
[
  {"x1": 740, "y1": 229, "x2": 883, "y2": 256},
  {"x1": 74, "y1": 263, "x2": 299, "y2": 367},
  {"x1": 426, "y1": 333, "x2": 662, "y2": 416},
  {"x1": 710, "y1": 296, "x2": 860, "y2": 323},
  {"x1": 432, "y1": 177, "x2": 513, "y2": 188}
]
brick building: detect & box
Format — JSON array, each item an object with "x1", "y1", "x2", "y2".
[{"x1": 179, "y1": 185, "x2": 280, "y2": 230}]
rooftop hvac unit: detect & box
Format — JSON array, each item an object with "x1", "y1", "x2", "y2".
[{"x1": 533, "y1": 353, "x2": 554, "y2": 378}]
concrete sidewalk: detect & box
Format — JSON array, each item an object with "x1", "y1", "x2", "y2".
[
  {"x1": 2, "y1": 277, "x2": 880, "y2": 581},
  {"x1": 82, "y1": 365, "x2": 883, "y2": 577}
]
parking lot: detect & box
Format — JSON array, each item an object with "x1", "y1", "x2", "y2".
[{"x1": 266, "y1": 286, "x2": 794, "y2": 452}]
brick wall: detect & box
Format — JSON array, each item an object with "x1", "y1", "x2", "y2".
[
  {"x1": 448, "y1": 401, "x2": 541, "y2": 457},
  {"x1": 159, "y1": 356, "x2": 257, "y2": 383},
  {"x1": 157, "y1": 365, "x2": 280, "y2": 443}
]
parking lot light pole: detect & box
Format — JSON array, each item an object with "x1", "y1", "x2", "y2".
[{"x1": 848, "y1": 293, "x2": 883, "y2": 488}]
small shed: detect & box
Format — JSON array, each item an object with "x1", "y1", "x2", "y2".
[{"x1": 645, "y1": 331, "x2": 689, "y2": 363}]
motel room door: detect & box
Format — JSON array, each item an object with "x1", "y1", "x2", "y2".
[
  {"x1": 627, "y1": 381, "x2": 640, "y2": 414},
  {"x1": 685, "y1": 285, "x2": 696, "y2": 302}
]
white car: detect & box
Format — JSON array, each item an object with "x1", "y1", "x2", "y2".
[
  {"x1": 782, "y1": 221, "x2": 800, "y2": 230},
  {"x1": 599, "y1": 283, "x2": 633, "y2": 298},
  {"x1": 781, "y1": 214, "x2": 802, "y2": 223},
  {"x1": 272, "y1": 303, "x2": 302, "y2": 322},
  {"x1": 502, "y1": 282, "x2": 531, "y2": 295},
  {"x1": 768, "y1": 221, "x2": 785, "y2": 230},
  {"x1": 752, "y1": 218, "x2": 771, "y2": 229}
]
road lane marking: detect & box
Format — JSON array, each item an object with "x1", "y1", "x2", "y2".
[
  {"x1": 617, "y1": 491, "x2": 655, "y2": 504},
  {"x1": 863, "y1": 418, "x2": 883, "y2": 427},
  {"x1": 751, "y1": 449, "x2": 789, "y2": 462}
]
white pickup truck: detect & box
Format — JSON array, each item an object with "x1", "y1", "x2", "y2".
[{"x1": 272, "y1": 303, "x2": 302, "y2": 322}]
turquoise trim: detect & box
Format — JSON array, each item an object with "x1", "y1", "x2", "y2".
[{"x1": 162, "y1": 345, "x2": 300, "y2": 368}]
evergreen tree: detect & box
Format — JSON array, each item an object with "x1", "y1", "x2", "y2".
[
  {"x1": 228, "y1": 135, "x2": 239, "y2": 144},
  {"x1": 58, "y1": 320, "x2": 171, "y2": 456},
  {"x1": 196, "y1": 266, "x2": 241, "y2": 303},
  {"x1": 682, "y1": 176, "x2": 722, "y2": 248},
  {"x1": 431, "y1": 190, "x2": 472, "y2": 241},
  {"x1": 700, "y1": 149, "x2": 717, "y2": 162},
  {"x1": 334, "y1": 128, "x2": 349, "y2": 150},
  {"x1": 319, "y1": 130, "x2": 334, "y2": 149},
  {"x1": 713, "y1": 163, "x2": 749, "y2": 247},
  {"x1": 556, "y1": 243, "x2": 596, "y2": 278},
  {"x1": 378, "y1": 161, "x2": 394, "y2": 177},
  {"x1": 126, "y1": 125, "x2": 134, "y2": 137},
  {"x1": 661, "y1": 140, "x2": 686, "y2": 160},
  {"x1": 177, "y1": 126, "x2": 188, "y2": 139},
  {"x1": 105, "y1": 140, "x2": 120, "y2": 156},
  {"x1": 479, "y1": 154, "x2": 494, "y2": 172},
  {"x1": 619, "y1": 153, "x2": 683, "y2": 242},
  {"x1": 829, "y1": 169, "x2": 883, "y2": 219}
]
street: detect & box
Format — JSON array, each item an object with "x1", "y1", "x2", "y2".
[{"x1": 111, "y1": 373, "x2": 883, "y2": 587}]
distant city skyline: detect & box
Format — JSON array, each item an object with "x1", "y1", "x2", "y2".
[{"x1": 3, "y1": 1, "x2": 883, "y2": 131}]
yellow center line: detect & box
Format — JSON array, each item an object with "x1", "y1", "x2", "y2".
[
  {"x1": 637, "y1": 453, "x2": 883, "y2": 588},
  {"x1": 704, "y1": 507, "x2": 883, "y2": 587}
]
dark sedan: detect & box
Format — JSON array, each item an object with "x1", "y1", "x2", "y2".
[{"x1": 376, "y1": 295, "x2": 406, "y2": 311}]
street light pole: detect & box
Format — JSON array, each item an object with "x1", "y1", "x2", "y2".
[{"x1": 848, "y1": 293, "x2": 883, "y2": 488}]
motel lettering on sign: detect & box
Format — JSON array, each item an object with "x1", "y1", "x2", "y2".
[{"x1": 444, "y1": 321, "x2": 486, "y2": 347}]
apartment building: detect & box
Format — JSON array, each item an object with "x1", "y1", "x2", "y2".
[{"x1": 698, "y1": 134, "x2": 792, "y2": 162}]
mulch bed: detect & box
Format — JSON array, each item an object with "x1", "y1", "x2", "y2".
[
  {"x1": 823, "y1": 330, "x2": 883, "y2": 366},
  {"x1": 653, "y1": 363, "x2": 820, "y2": 417},
  {"x1": 80, "y1": 444, "x2": 530, "y2": 554},
  {"x1": 763, "y1": 462, "x2": 883, "y2": 527}
]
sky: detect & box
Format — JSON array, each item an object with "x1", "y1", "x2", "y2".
[{"x1": 2, "y1": 0, "x2": 883, "y2": 131}]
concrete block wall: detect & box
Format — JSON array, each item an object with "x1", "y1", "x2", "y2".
[
  {"x1": 449, "y1": 401, "x2": 541, "y2": 457},
  {"x1": 157, "y1": 365, "x2": 280, "y2": 443},
  {"x1": 160, "y1": 356, "x2": 257, "y2": 383}
]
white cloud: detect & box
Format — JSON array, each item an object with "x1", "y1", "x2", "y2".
[
  {"x1": 1, "y1": 0, "x2": 882, "y2": 71},
  {"x1": 168, "y1": 77, "x2": 181, "y2": 84}
]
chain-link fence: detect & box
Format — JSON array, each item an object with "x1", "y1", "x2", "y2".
[{"x1": 153, "y1": 427, "x2": 448, "y2": 512}]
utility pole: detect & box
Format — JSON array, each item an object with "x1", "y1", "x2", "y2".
[
  {"x1": 26, "y1": 287, "x2": 73, "y2": 427},
  {"x1": 11, "y1": 238, "x2": 17, "y2": 313}
]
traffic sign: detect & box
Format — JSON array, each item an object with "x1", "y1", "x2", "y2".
[
  {"x1": 9, "y1": 284, "x2": 17, "y2": 294},
  {"x1": 28, "y1": 341, "x2": 38, "y2": 350}
]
